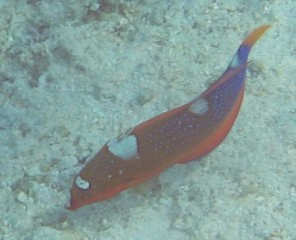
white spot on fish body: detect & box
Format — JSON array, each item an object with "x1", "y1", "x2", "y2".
[
  {"x1": 107, "y1": 134, "x2": 138, "y2": 160},
  {"x1": 75, "y1": 175, "x2": 90, "y2": 190},
  {"x1": 189, "y1": 98, "x2": 209, "y2": 115}
]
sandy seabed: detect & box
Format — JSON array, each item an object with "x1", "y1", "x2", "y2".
[{"x1": 0, "y1": 0, "x2": 295, "y2": 239}]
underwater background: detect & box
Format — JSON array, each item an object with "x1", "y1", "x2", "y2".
[{"x1": 0, "y1": 0, "x2": 295, "y2": 239}]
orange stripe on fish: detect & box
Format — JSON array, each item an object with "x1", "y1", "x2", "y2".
[{"x1": 66, "y1": 25, "x2": 270, "y2": 210}]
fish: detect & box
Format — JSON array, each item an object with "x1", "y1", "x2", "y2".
[{"x1": 66, "y1": 25, "x2": 270, "y2": 210}]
